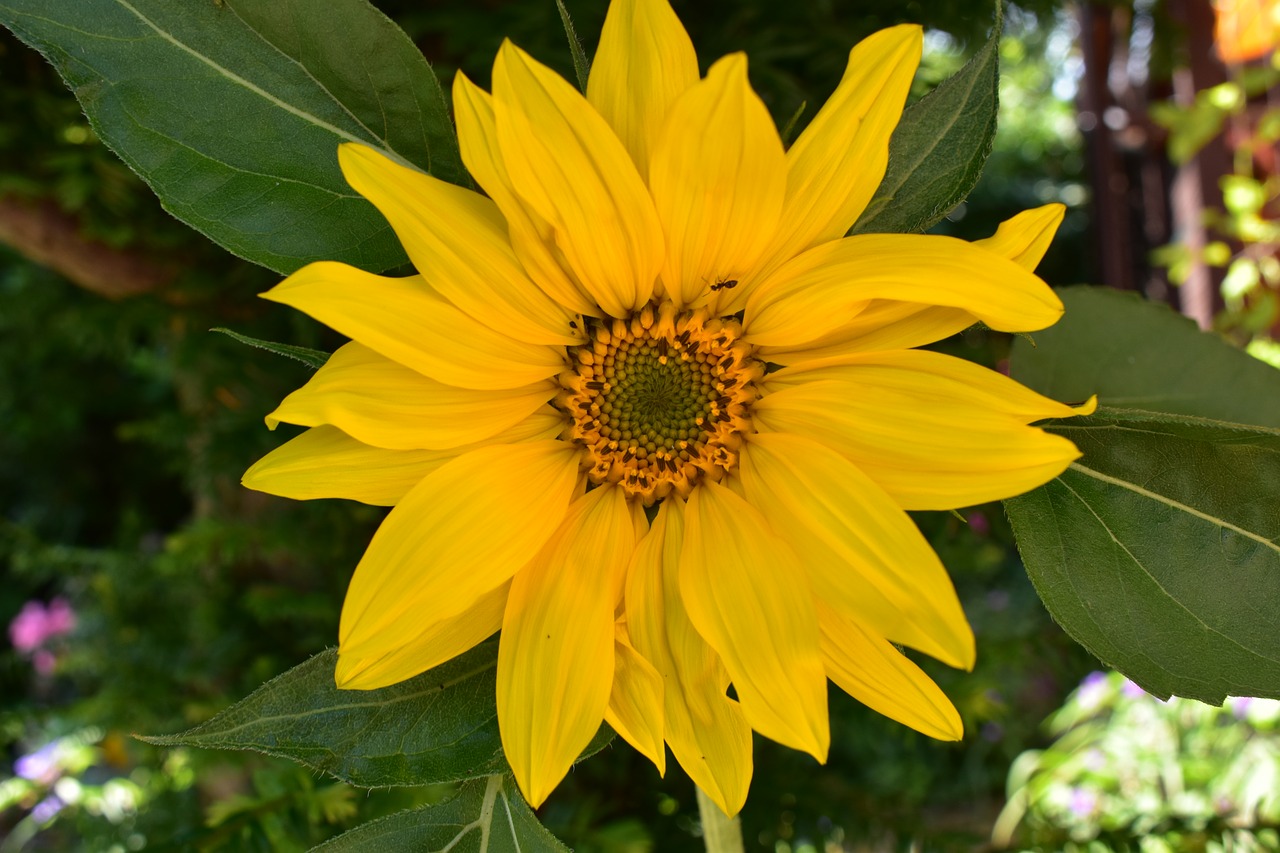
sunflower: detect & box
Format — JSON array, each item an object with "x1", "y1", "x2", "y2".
[{"x1": 243, "y1": 0, "x2": 1094, "y2": 814}]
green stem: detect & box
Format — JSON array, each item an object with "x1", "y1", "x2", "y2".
[{"x1": 696, "y1": 786, "x2": 745, "y2": 853}]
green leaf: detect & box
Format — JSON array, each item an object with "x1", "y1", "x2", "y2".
[
  {"x1": 211, "y1": 328, "x2": 329, "y2": 370},
  {"x1": 556, "y1": 0, "x2": 591, "y2": 94},
  {"x1": 850, "y1": 5, "x2": 1001, "y2": 235},
  {"x1": 1010, "y1": 286, "x2": 1280, "y2": 429},
  {"x1": 140, "y1": 641, "x2": 615, "y2": 787},
  {"x1": 310, "y1": 776, "x2": 568, "y2": 853},
  {"x1": 1005, "y1": 285, "x2": 1280, "y2": 703},
  {"x1": 1006, "y1": 411, "x2": 1280, "y2": 704},
  {"x1": 0, "y1": 0, "x2": 466, "y2": 275}
]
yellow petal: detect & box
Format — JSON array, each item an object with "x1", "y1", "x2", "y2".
[
  {"x1": 974, "y1": 203, "x2": 1065, "y2": 271},
  {"x1": 265, "y1": 342, "x2": 555, "y2": 450},
  {"x1": 453, "y1": 73, "x2": 600, "y2": 317},
  {"x1": 818, "y1": 603, "x2": 963, "y2": 741},
  {"x1": 339, "y1": 440, "x2": 580, "y2": 660},
  {"x1": 262, "y1": 262, "x2": 566, "y2": 390},
  {"x1": 756, "y1": 351, "x2": 1095, "y2": 509},
  {"x1": 743, "y1": 234, "x2": 1064, "y2": 348},
  {"x1": 587, "y1": 0, "x2": 699, "y2": 180},
  {"x1": 759, "y1": 301, "x2": 975, "y2": 363},
  {"x1": 499, "y1": 485, "x2": 638, "y2": 807},
  {"x1": 493, "y1": 41, "x2": 665, "y2": 316},
  {"x1": 336, "y1": 144, "x2": 581, "y2": 347},
  {"x1": 605, "y1": 622, "x2": 667, "y2": 775},
  {"x1": 738, "y1": 432, "x2": 974, "y2": 670},
  {"x1": 721, "y1": 26, "x2": 920, "y2": 314},
  {"x1": 757, "y1": 205, "x2": 1064, "y2": 361},
  {"x1": 626, "y1": 501, "x2": 753, "y2": 815},
  {"x1": 244, "y1": 408, "x2": 565, "y2": 506},
  {"x1": 648, "y1": 53, "x2": 786, "y2": 308},
  {"x1": 680, "y1": 480, "x2": 829, "y2": 759},
  {"x1": 764, "y1": 349, "x2": 1091, "y2": 419},
  {"x1": 243, "y1": 426, "x2": 444, "y2": 506},
  {"x1": 336, "y1": 582, "x2": 508, "y2": 689}
]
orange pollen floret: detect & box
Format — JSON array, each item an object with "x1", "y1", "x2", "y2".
[{"x1": 557, "y1": 300, "x2": 763, "y2": 505}]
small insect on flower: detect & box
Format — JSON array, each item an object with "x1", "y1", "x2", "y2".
[{"x1": 709, "y1": 278, "x2": 739, "y2": 292}]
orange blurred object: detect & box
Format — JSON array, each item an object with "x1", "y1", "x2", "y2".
[{"x1": 1214, "y1": 0, "x2": 1280, "y2": 62}]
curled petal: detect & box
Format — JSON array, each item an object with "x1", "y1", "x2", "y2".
[
  {"x1": 744, "y1": 234, "x2": 1064, "y2": 348},
  {"x1": 975, "y1": 203, "x2": 1065, "y2": 271}
]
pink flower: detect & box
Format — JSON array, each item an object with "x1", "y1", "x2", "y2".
[{"x1": 8, "y1": 598, "x2": 76, "y2": 654}]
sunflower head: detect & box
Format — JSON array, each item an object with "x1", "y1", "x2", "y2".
[
  {"x1": 243, "y1": 0, "x2": 1094, "y2": 816},
  {"x1": 562, "y1": 302, "x2": 761, "y2": 503}
]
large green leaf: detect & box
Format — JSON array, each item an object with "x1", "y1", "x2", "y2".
[
  {"x1": 1010, "y1": 286, "x2": 1280, "y2": 428},
  {"x1": 1006, "y1": 285, "x2": 1280, "y2": 702},
  {"x1": 0, "y1": 0, "x2": 466, "y2": 274},
  {"x1": 1007, "y1": 410, "x2": 1280, "y2": 704},
  {"x1": 849, "y1": 6, "x2": 1001, "y2": 236},
  {"x1": 141, "y1": 641, "x2": 614, "y2": 787},
  {"x1": 311, "y1": 776, "x2": 568, "y2": 853}
]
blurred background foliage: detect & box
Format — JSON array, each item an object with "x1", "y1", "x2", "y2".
[{"x1": 0, "y1": 0, "x2": 1276, "y2": 850}]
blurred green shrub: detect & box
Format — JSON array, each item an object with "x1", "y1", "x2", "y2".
[{"x1": 996, "y1": 670, "x2": 1280, "y2": 851}]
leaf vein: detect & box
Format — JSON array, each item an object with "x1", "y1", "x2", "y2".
[{"x1": 1069, "y1": 462, "x2": 1280, "y2": 554}]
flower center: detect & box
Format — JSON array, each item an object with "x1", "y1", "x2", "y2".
[{"x1": 560, "y1": 301, "x2": 761, "y2": 504}]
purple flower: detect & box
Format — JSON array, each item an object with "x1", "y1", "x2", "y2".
[
  {"x1": 30, "y1": 795, "x2": 63, "y2": 824},
  {"x1": 14, "y1": 742, "x2": 61, "y2": 785},
  {"x1": 1076, "y1": 671, "x2": 1109, "y2": 708},
  {"x1": 1121, "y1": 679, "x2": 1146, "y2": 699},
  {"x1": 1068, "y1": 787, "x2": 1098, "y2": 818}
]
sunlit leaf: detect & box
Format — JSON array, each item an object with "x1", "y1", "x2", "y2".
[
  {"x1": 0, "y1": 0, "x2": 466, "y2": 274},
  {"x1": 850, "y1": 6, "x2": 1001, "y2": 235}
]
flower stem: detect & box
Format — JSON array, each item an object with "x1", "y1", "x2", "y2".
[{"x1": 696, "y1": 786, "x2": 745, "y2": 853}]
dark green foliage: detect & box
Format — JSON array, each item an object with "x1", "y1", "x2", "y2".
[{"x1": 313, "y1": 776, "x2": 570, "y2": 853}]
